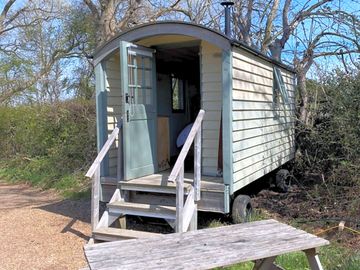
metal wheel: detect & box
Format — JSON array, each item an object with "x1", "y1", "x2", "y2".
[
  {"x1": 275, "y1": 169, "x2": 291, "y2": 193},
  {"x1": 231, "y1": 195, "x2": 252, "y2": 224}
]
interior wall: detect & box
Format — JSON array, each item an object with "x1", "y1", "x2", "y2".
[
  {"x1": 156, "y1": 59, "x2": 200, "y2": 158},
  {"x1": 156, "y1": 73, "x2": 189, "y2": 156}
]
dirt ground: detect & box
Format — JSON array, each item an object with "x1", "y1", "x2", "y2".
[
  {"x1": 0, "y1": 181, "x2": 91, "y2": 270},
  {"x1": 1, "y1": 180, "x2": 358, "y2": 270}
]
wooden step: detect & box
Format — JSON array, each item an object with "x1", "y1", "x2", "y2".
[
  {"x1": 119, "y1": 175, "x2": 192, "y2": 194},
  {"x1": 93, "y1": 227, "x2": 161, "y2": 242},
  {"x1": 108, "y1": 201, "x2": 176, "y2": 220}
]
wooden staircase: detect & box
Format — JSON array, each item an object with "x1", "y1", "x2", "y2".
[{"x1": 86, "y1": 110, "x2": 205, "y2": 243}]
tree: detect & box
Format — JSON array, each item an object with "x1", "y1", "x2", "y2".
[
  {"x1": 82, "y1": 0, "x2": 213, "y2": 47},
  {"x1": 231, "y1": 0, "x2": 360, "y2": 125},
  {"x1": 0, "y1": 1, "x2": 88, "y2": 104}
]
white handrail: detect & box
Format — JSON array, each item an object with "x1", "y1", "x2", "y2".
[
  {"x1": 86, "y1": 121, "x2": 122, "y2": 230},
  {"x1": 169, "y1": 109, "x2": 205, "y2": 233},
  {"x1": 168, "y1": 110, "x2": 205, "y2": 182},
  {"x1": 86, "y1": 126, "x2": 120, "y2": 178}
]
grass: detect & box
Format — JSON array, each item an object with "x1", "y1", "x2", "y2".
[
  {"x1": 218, "y1": 245, "x2": 360, "y2": 270},
  {"x1": 0, "y1": 157, "x2": 90, "y2": 199},
  {"x1": 204, "y1": 211, "x2": 359, "y2": 270}
]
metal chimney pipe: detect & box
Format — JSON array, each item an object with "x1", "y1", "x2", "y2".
[{"x1": 221, "y1": 1, "x2": 234, "y2": 37}]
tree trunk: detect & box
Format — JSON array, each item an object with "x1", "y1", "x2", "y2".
[
  {"x1": 296, "y1": 71, "x2": 309, "y2": 126},
  {"x1": 269, "y1": 39, "x2": 282, "y2": 61}
]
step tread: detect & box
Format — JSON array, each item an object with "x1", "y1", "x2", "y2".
[
  {"x1": 118, "y1": 172, "x2": 224, "y2": 192},
  {"x1": 108, "y1": 201, "x2": 176, "y2": 216},
  {"x1": 93, "y1": 227, "x2": 161, "y2": 240},
  {"x1": 119, "y1": 176, "x2": 192, "y2": 194}
]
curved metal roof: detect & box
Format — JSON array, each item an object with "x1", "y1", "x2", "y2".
[
  {"x1": 94, "y1": 21, "x2": 295, "y2": 73},
  {"x1": 93, "y1": 21, "x2": 230, "y2": 65}
]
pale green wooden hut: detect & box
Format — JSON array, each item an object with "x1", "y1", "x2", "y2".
[{"x1": 87, "y1": 21, "x2": 296, "y2": 241}]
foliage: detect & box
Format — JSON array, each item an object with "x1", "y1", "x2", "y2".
[
  {"x1": 0, "y1": 100, "x2": 96, "y2": 197},
  {"x1": 221, "y1": 245, "x2": 360, "y2": 270},
  {"x1": 295, "y1": 69, "x2": 360, "y2": 215}
]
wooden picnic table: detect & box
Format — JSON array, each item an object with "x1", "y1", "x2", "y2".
[{"x1": 84, "y1": 219, "x2": 329, "y2": 270}]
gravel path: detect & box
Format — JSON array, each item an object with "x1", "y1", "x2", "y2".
[{"x1": 0, "y1": 181, "x2": 91, "y2": 270}]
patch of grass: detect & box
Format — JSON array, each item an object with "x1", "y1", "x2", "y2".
[
  {"x1": 0, "y1": 157, "x2": 90, "y2": 199},
  {"x1": 207, "y1": 219, "x2": 227, "y2": 228},
  {"x1": 248, "y1": 208, "x2": 269, "y2": 222},
  {"x1": 220, "y1": 245, "x2": 359, "y2": 270}
]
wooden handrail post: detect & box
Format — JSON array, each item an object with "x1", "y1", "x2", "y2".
[
  {"x1": 194, "y1": 128, "x2": 201, "y2": 201},
  {"x1": 91, "y1": 166, "x2": 100, "y2": 230},
  {"x1": 175, "y1": 165, "x2": 184, "y2": 233}
]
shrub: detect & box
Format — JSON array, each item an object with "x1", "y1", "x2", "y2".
[{"x1": 0, "y1": 100, "x2": 96, "y2": 196}]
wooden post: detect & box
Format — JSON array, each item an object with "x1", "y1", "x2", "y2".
[
  {"x1": 175, "y1": 166, "x2": 184, "y2": 233},
  {"x1": 253, "y1": 257, "x2": 281, "y2": 270},
  {"x1": 194, "y1": 128, "x2": 201, "y2": 201},
  {"x1": 305, "y1": 249, "x2": 324, "y2": 270},
  {"x1": 91, "y1": 166, "x2": 100, "y2": 230}
]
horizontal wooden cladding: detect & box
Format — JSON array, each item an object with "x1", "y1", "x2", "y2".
[
  {"x1": 233, "y1": 123, "x2": 294, "y2": 142},
  {"x1": 233, "y1": 79, "x2": 296, "y2": 97},
  {"x1": 233, "y1": 129, "x2": 295, "y2": 151},
  {"x1": 233, "y1": 100, "x2": 295, "y2": 111},
  {"x1": 203, "y1": 130, "x2": 220, "y2": 140},
  {"x1": 202, "y1": 91, "x2": 222, "y2": 102},
  {"x1": 233, "y1": 69, "x2": 273, "y2": 88},
  {"x1": 233, "y1": 132, "x2": 294, "y2": 155},
  {"x1": 233, "y1": 153, "x2": 294, "y2": 191},
  {"x1": 233, "y1": 116, "x2": 294, "y2": 131},
  {"x1": 233, "y1": 48, "x2": 295, "y2": 79},
  {"x1": 233, "y1": 140, "x2": 295, "y2": 168},
  {"x1": 202, "y1": 82, "x2": 222, "y2": 92},
  {"x1": 233, "y1": 89, "x2": 271, "y2": 102},
  {"x1": 204, "y1": 111, "x2": 222, "y2": 121},
  {"x1": 202, "y1": 166, "x2": 219, "y2": 177},
  {"x1": 233, "y1": 58, "x2": 273, "y2": 79},
  {"x1": 233, "y1": 49, "x2": 273, "y2": 72},
  {"x1": 203, "y1": 139, "x2": 219, "y2": 149},
  {"x1": 106, "y1": 77, "x2": 120, "y2": 85},
  {"x1": 201, "y1": 61, "x2": 222, "y2": 73},
  {"x1": 203, "y1": 157, "x2": 218, "y2": 168},
  {"x1": 234, "y1": 149, "x2": 294, "y2": 180},
  {"x1": 107, "y1": 97, "x2": 122, "y2": 106},
  {"x1": 203, "y1": 120, "x2": 222, "y2": 130},
  {"x1": 233, "y1": 144, "x2": 293, "y2": 171},
  {"x1": 202, "y1": 72, "x2": 222, "y2": 83},
  {"x1": 232, "y1": 109, "x2": 295, "y2": 121},
  {"x1": 233, "y1": 90, "x2": 296, "y2": 104}
]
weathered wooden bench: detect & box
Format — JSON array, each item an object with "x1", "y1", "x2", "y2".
[{"x1": 84, "y1": 219, "x2": 329, "y2": 270}]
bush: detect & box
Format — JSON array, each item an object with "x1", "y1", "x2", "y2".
[
  {"x1": 0, "y1": 100, "x2": 96, "y2": 197},
  {"x1": 295, "y1": 70, "x2": 360, "y2": 215}
]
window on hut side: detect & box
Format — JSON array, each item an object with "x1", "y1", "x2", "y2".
[
  {"x1": 273, "y1": 67, "x2": 290, "y2": 108},
  {"x1": 171, "y1": 74, "x2": 185, "y2": 113}
]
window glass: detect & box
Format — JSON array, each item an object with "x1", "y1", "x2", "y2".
[
  {"x1": 273, "y1": 67, "x2": 289, "y2": 105},
  {"x1": 171, "y1": 75, "x2": 185, "y2": 112}
]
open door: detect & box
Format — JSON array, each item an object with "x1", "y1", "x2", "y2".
[{"x1": 120, "y1": 41, "x2": 157, "y2": 180}]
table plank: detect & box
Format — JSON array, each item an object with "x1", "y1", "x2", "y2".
[{"x1": 84, "y1": 219, "x2": 329, "y2": 270}]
